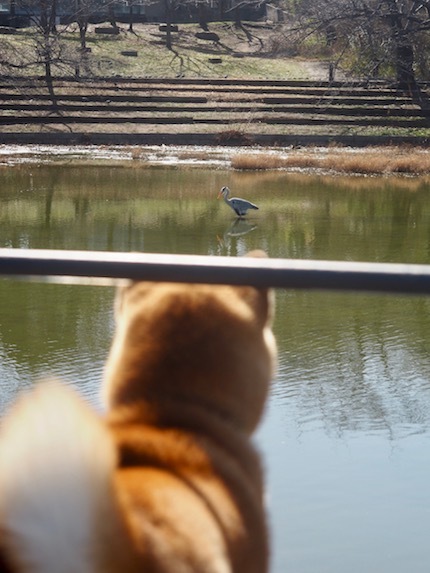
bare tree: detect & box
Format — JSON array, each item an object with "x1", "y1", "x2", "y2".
[
  {"x1": 226, "y1": 0, "x2": 266, "y2": 27},
  {"x1": 381, "y1": 0, "x2": 429, "y2": 89},
  {"x1": 3, "y1": 0, "x2": 90, "y2": 101},
  {"x1": 21, "y1": 0, "x2": 61, "y2": 103},
  {"x1": 291, "y1": 0, "x2": 430, "y2": 89}
]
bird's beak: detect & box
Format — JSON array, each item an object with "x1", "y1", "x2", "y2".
[{"x1": 217, "y1": 191, "x2": 222, "y2": 199}]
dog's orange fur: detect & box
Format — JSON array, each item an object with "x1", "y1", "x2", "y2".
[{"x1": 0, "y1": 263, "x2": 276, "y2": 573}]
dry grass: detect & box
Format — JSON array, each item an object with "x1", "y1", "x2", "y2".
[
  {"x1": 230, "y1": 153, "x2": 291, "y2": 170},
  {"x1": 230, "y1": 148, "x2": 430, "y2": 175},
  {"x1": 323, "y1": 154, "x2": 391, "y2": 174}
]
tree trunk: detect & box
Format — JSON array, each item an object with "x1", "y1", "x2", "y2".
[
  {"x1": 43, "y1": 50, "x2": 57, "y2": 107},
  {"x1": 395, "y1": 43, "x2": 416, "y2": 91},
  {"x1": 46, "y1": 0, "x2": 57, "y2": 33},
  {"x1": 39, "y1": 1, "x2": 57, "y2": 106},
  {"x1": 76, "y1": 0, "x2": 88, "y2": 50},
  {"x1": 218, "y1": 0, "x2": 226, "y2": 21},
  {"x1": 129, "y1": 3, "x2": 134, "y2": 32},
  {"x1": 198, "y1": 3, "x2": 208, "y2": 30},
  {"x1": 79, "y1": 22, "x2": 87, "y2": 50},
  {"x1": 386, "y1": 0, "x2": 417, "y2": 91},
  {"x1": 108, "y1": 4, "x2": 117, "y2": 29},
  {"x1": 234, "y1": 6, "x2": 241, "y2": 27},
  {"x1": 9, "y1": 0, "x2": 16, "y2": 27}
]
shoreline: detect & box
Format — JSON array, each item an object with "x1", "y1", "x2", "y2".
[{"x1": 2, "y1": 143, "x2": 430, "y2": 177}]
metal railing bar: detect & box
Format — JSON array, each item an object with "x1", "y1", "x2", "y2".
[{"x1": 1, "y1": 248, "x2": 430, "y2": 295}]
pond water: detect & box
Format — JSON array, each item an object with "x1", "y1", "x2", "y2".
[{"x1": 1, "y1": 164, "x2": 430, "y2": 573}]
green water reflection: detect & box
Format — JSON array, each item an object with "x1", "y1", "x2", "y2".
[
  {"x1": 2, "y1": 165, "x2": 430, "y2": 261},
  {"x1": 1, "y1": 164, "x2": 430, "y2": 573},
  {"x1": 2, "y1": 164, "x2": 430, "y2": 428}
]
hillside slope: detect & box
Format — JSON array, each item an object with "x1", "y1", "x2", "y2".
[{"x1": 1, "y1": 76, "x2": 430, "y2": 146}]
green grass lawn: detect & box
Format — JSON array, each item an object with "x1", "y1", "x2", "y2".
[{"x1": 1, "y1": 21, "x2": 327, "y2": 80}]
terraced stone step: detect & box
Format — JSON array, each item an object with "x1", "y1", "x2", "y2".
[
  {"x1": 1, "y1": 77, "x2": 429, "y2": 141},
  {"x1": 0, "y1": 103, "x2": 424, "y2": 118},
  {"x1": 1, "y1": 115, "x2": 428, "y2": 128},
  {"x1": 0, "y1": 93, "x2": 417, "y2": 108}
]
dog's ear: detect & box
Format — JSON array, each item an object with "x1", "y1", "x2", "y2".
[
  {"x1": 114, "y1": 281, "x2": 130, "y2": 317},
  {"x1": 244, "y1": 249, "x2": 268, "y2": 260},
  {"x1": 236, "y1": 250, "x2": 274, "y2": 327},
  {"x1": 113, "y1": 281, "x2": 154, "y2": 321}
]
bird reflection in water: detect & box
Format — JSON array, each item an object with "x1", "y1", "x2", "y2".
[
  {"x1": 226, "y1": 218, "x2": 258, "y2": 237},
  {"x1": 216, "y1": 218, "x2": 258, "y2": 255}
]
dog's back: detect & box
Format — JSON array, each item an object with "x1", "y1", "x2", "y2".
[{"x1": 0, "y1": 278, "x2": 276, "y2": 573}]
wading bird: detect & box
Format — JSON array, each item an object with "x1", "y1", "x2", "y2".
[{"x1": 217, "y1": 186, "x2": 259, "y2": 218}]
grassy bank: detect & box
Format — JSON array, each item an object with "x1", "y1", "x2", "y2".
[
  {"x1": 2, "y1": 143, "x2": 430, "y2": 177},
  {"x1": 1, "y1": 22, "x2": 327, "y2": 81}
]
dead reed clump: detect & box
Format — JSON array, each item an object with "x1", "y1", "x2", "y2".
[
  {"x1": 231, "y1": 153, "x2": 286, "y2": 170},
  {"x1": 322, "y1": 153, "x2": 391, "y2": 174},
  {"x1": 323, "y1": 152, "x2": 430, "y2": 174},
  {"x1": 231, "y1": 149, "x2": 430, "y2": 175},
  {"x1": 387, "y1": 154, "x2": 430, "y2": 174},
  {"x1": 281, "y1": 154, "x2": 323, "y2": 170},
  {"x1": 231, "y1": 153, "x2": 324, "y2": 170}
]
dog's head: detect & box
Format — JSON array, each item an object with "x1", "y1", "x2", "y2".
[{"x1": 102, "y1": 255, "x2": 276, "y2": 434}]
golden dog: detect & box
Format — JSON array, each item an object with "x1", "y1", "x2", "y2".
[{"x1": 0, "y1": 262, "x2": 276, "y2": 573}]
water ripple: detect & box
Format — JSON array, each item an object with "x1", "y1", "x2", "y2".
[{"x1": 272, "y1": 326, "x2": 430, "y2": 439}]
